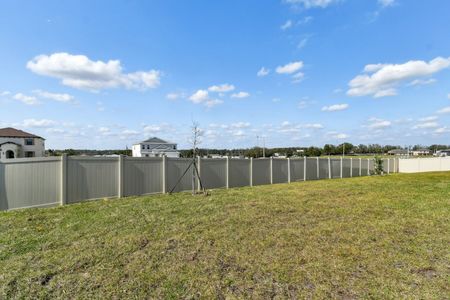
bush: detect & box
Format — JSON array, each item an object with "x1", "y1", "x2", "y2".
[{"x1": 373, "y1": 156, "x2": 384, "y2": 175}]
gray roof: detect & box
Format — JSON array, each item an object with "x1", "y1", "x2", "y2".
[
  {"x1": 388, "y1": 149, "x2": 408, "y2": 154},
  {"x1": 141, "y1": 137, "x2": 174, "y2": 144}
]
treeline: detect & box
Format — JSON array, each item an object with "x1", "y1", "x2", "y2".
[
  {"x1": 181, "y1": 143, "x2": 450, "y2": 158},
  {"x1": 46, "y1": 149, "x2": 132, "y2": 156}
]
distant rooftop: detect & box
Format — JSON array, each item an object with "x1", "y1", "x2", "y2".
[
  {"x1": 136, "y1": 137, "x2": 176, "y2": 144},
  {"x1": 0, "y1": 127, "x2": 43, "y2": 139}
]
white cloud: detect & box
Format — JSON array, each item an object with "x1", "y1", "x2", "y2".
[
  {"x1": 413, "y1": 122, "x2": 439, "y2": 129},
  {"x1": 27, "y1": 52, "x2": 161, "y2": 91},
  {"x1": 303, "y1": 123, "x2": 323, "y2": 129},
  {"x1": 230, "y1": 122, "x2": 251, "y2": 128},
  {"x1": 419, "y1": 116, "x2": 438, "y2": 122},
  {"x1": 407, "y1": 78, "x2": 436, "y2": 86},
  {"x1": 347, "y1": 57, "x2": 450, "y2": 98},
  {"x1": 378, "y1": 0, "x2": 395, "y2": 8},
  {"x1": 447, "y1": 93, "x2": 450, "y2": 100},
  {"x1": 437, "y1": 106, "x2": 450, "y2": 114},
  {"x1": 166, "y1": 92, "x2": 185, "y2": 100},
  {"x1": 208, "y1": 84, "x2": 235, "y2": 93},
  {"x1": 257, "y1": 67, "x2": 270, "y2": 77},
  {"x1": 434, "y1": 127, "x2": 450, "y2": 134},
  {"x1": 321, "y1": 103, "x2": 349, "y2": 112},
  {"x1": 298, "y1": 16, "x2": 313, "y2": 25},
  {"x1": 33, "y1": 89, "x2": 75, "y2": 103},
  {"x1": 204, "y1": 99, "x2": 223, "y2": 108},
  {"x1": 292, "y1": 72, "x2": 305, "y2": 83},
  {"x1": 22, "y1": 118, "x2": 57, "y2": 128},
  {"x1": 285, "y1": 0, "x2": 339, "y2": 9},
  {"x1": 13, "y1": 93, "x2": 40, "y2": 105},
  {"x1": 276, "y1": 61, "x2": 304, "y2": 74},
  {"x1": 1, "y1": 91, "x2": 11, "y2": 96},
  {"x1": 231, "y1": 91, "x2": 250, "y2": 99},
  {"x1": 333, "y1": 133, "x2": 349, "y2": 139},
  {"x1": 281, "y1": 20, "x2": 293, "y2": 30},
  {"x1": 189, "y1": 89, "x2": 209, "y2": 103},
  {"x1": 367, "y1": 118, "x2": 391, "y2": 130}
]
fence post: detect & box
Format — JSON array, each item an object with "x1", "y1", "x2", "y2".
[
  {"x1": 226, "y1": 156, "x2": 229, "y2": 189},
  {"x1": 340, "y1": 157, "x2": 343, "y2": 178},
  {"x1": 367, "y1": 159, "x2": 370, "y2": 175},
  {"x1": 328, "y1": 157, "x2": 331, "y2": 179},
  {"x1": 60, "y1": 154, "x2": 67, "y2": 205},
  {"x1": 393, "y1": 158, "x2": 396, "y2": 173},
  {"x1": 316, "y1": 157, "x2": 320, "y2": 179},
  {"x1": 118, "y1": 154, "x2": 124, "y2": 198},
  {"x1": 350, "y1": 158, "x2": 353, "y2": 177},
  {"x1": 287, "y1": 158, "x2": 291, "y2": 183},
  {"x1": 162, "y1": 155, "x2": 166, "y2": 193},
  {"x1": 197, "y1": 156, "x2": 201, "y2": 192},
  {"x1": 303, "y1": 156, "x2": 306, "y2": 181},
  {"x1": 270, "y1": 157, "x2": 273, "y2": 184},
  {"x1": 249, "y1": 157, "x2": 253, "y2": 187},
  {"x1": 387, "y1": 159, "x2": 390, "y2": 174},
  {"x1": 359, "y1": 158, "x2": 362, "y2": 176}
]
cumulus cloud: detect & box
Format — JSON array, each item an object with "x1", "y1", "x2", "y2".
[
  {"x1": 204, "y1": 99, "x2": 223, "y2": 108},
  {"x1": 276, "y1": 61, "x2": 304, "y2": 74},
  {"x1": 407, "y1": 78, "x2": 436, "y2": 86},
  {"x1": 231, "y1": 91, "x2": 250, "y2": 99},
  {"x1": 13, "y1": 93, "x2": 40, "y2": 105},
  {"x1": 321, "y1": 103, "x2": 349, "y2": 112},
  {"x1": 347, "y1": 57, "x2": 450, "y2": 98},
  {"x1": 434, "y1": 127, "x2": 450, "y2": 134},
  {"x1": 285, "y1": 0, "x2": 339, "y2": 9},
  {"x1": 292, "y1": 72, "x2": 305, "y2": 83},
  {"x1": 189, "y1": 90, "x2": 209, "y2": 103},
  {"x1": 367, "y1": 118, "x2": 391, "y2": 130},
  {"x1": 333, "y1": 133, "x2": 349, "y2": 139},
  {"x1": 208, "y1": 84, "x2": 235, "y2": 93},
  {"x1": 281, "y1": 20, "x2": 293, "y2": 30},
  {"x1": 419, "y1": 116, "x2": 438, "y2": 122},
  {"x1": 413, "y1": 122, "x2": 439, "y2": 129},
  {"x1": 27, "y1": 52, "x2": 161, "y2": 91},
  {"x1": 33, "y1": 89, "x2": 75, "y2": 103},
  {"x1": 166, "y1": 92, "x2": 185, "y2": 100},
  {"x1": 437, "y1": 106, "x2": 450, "y2": 114},
  {"x1": 257, "y1": 67, "x2": 270, "y2": 77}
]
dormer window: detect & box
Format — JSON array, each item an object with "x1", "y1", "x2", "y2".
[{"x1": 25, "y1": 138, "x2": 34, "y2": 146}]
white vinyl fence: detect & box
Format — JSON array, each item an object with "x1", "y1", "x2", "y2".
[
  {"x1": 0, "y1": 156, "x2": 398, "y2": 211},
  {"x1": 398, "y1": 157, "x2": 450, "y2": 173}
]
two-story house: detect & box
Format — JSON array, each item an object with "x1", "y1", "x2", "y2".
[
  {"x1": 0, "y1": 127, "x2": 45, "y2": 160},
  {"x1": 132, "y1": 137, "x2": 180, "y2": 158}
]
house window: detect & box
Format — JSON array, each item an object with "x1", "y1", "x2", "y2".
[
  {"x1": 25, "y1": 138, "x2": 34, "y2": 145},
  {"x1": 142, "y1": 145, "x2": 145, "y2": 150},
  {"x1": 25, "y1": 151, "x2": 35, "y2": 158},
  {"x1": 147, "y1": 145, "x2": 150, "y2": 149}
]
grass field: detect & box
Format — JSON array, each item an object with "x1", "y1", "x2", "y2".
[{"x1": 1, "y1": 173, "x2": 449, "y2": 299}]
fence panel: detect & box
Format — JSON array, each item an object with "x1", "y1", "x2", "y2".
[
  {"x1": 368, "y1": 159, "x2": 374, "y2": 174},
  {"x1": 0, "y1": 157, "x2": 61, "y2": 210},
  {"x1": 318, "y1": 159, "x2": 329, "y2": 179},
  {"x1": 67, "y1": 157, "x2": 118, "y2": 203},
  {"x1": 123, "y1": 157, "x2": 163, "y2": 196},
  {"x1": 388, "y1": 158, "x2": 395, "y2": 173},
  {"x1": 228, "y1": 159, "x2": 250, "y2": 188},
  {"x1": 351, "y1": 159, "x2": 360, "y2": 177},
  {"x1": 252, "y1": 159, "x2": 270, "y2": 185},
  {"x1": 361, "y1": 159, "x2": 369, "y2": 176},
  {"x1": 330, "y1": 158, "x2": 341, "y2": 179},
  {"x1": 272, "y1": 159, "x2": 289, "y2": 184},
  {"x1": 200, "y1": 158, "x2": 227, "y2": 189},
  {"x1": 305, "y1": 158, "x2": 318, "y2": 180},
  {"x1": 290, "y1": 158, "x2": 305, "y2": 182},
  {"x1": 342, "y1": 158, "x2": 351, "y2": 178},
  {"x1": 166, "y1": 158, "x2": 194, "y2": 192}
]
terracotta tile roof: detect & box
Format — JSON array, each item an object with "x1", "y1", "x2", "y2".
[{"x1": 0, "y1": 127, "x2": 44, "y2": 139}]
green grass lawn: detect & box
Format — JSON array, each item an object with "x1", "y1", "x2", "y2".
[{"x1": 1, "y1": 173, "x2": 449, "y2": 299}]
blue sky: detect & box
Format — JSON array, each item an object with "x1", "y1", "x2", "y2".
[{"x1": 1, "y1": 0, "x2": 450, "y2": 149}]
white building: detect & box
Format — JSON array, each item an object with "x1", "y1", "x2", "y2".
[
  {"x1": 132, "y1": 137, "x2": 180, "y2": 158},
  {"x1": 0, "y1": 127, "x2": 45, "y2": 160}
]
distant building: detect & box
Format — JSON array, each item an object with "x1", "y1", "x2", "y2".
[
  {"x1": 411, "y1": 148, "x2": 431, "y2": 156},
  {"x1": 0, "y1": 127, "x2": 45, "y2": 160},
  {"x1": 435, "y1": 149, "x2": 450, "y2": 157},
  {"x1": 132, "y1": 137, "x2": 179, "y2": 158},
  {"x1": 387, "y1": 149, "x2": 408, "y2": 156}
]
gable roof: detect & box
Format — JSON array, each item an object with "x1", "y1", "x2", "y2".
[
  {"x1": 0, "y1": 127, "x2": 44, "y2": 139},
  {"x1": 142, "y1": 137, "x2": 174, "y2": 144}
]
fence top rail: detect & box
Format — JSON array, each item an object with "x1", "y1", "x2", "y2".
[
  {"x1": 0, "y1": 156, "x2": 61, "y2": 164},
  {"x1": 124, "y1": 157, "x2": 162, "y2": 161},
  {"x1": 67, "y1": 156, "x2": 119, "y2": 161}
]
